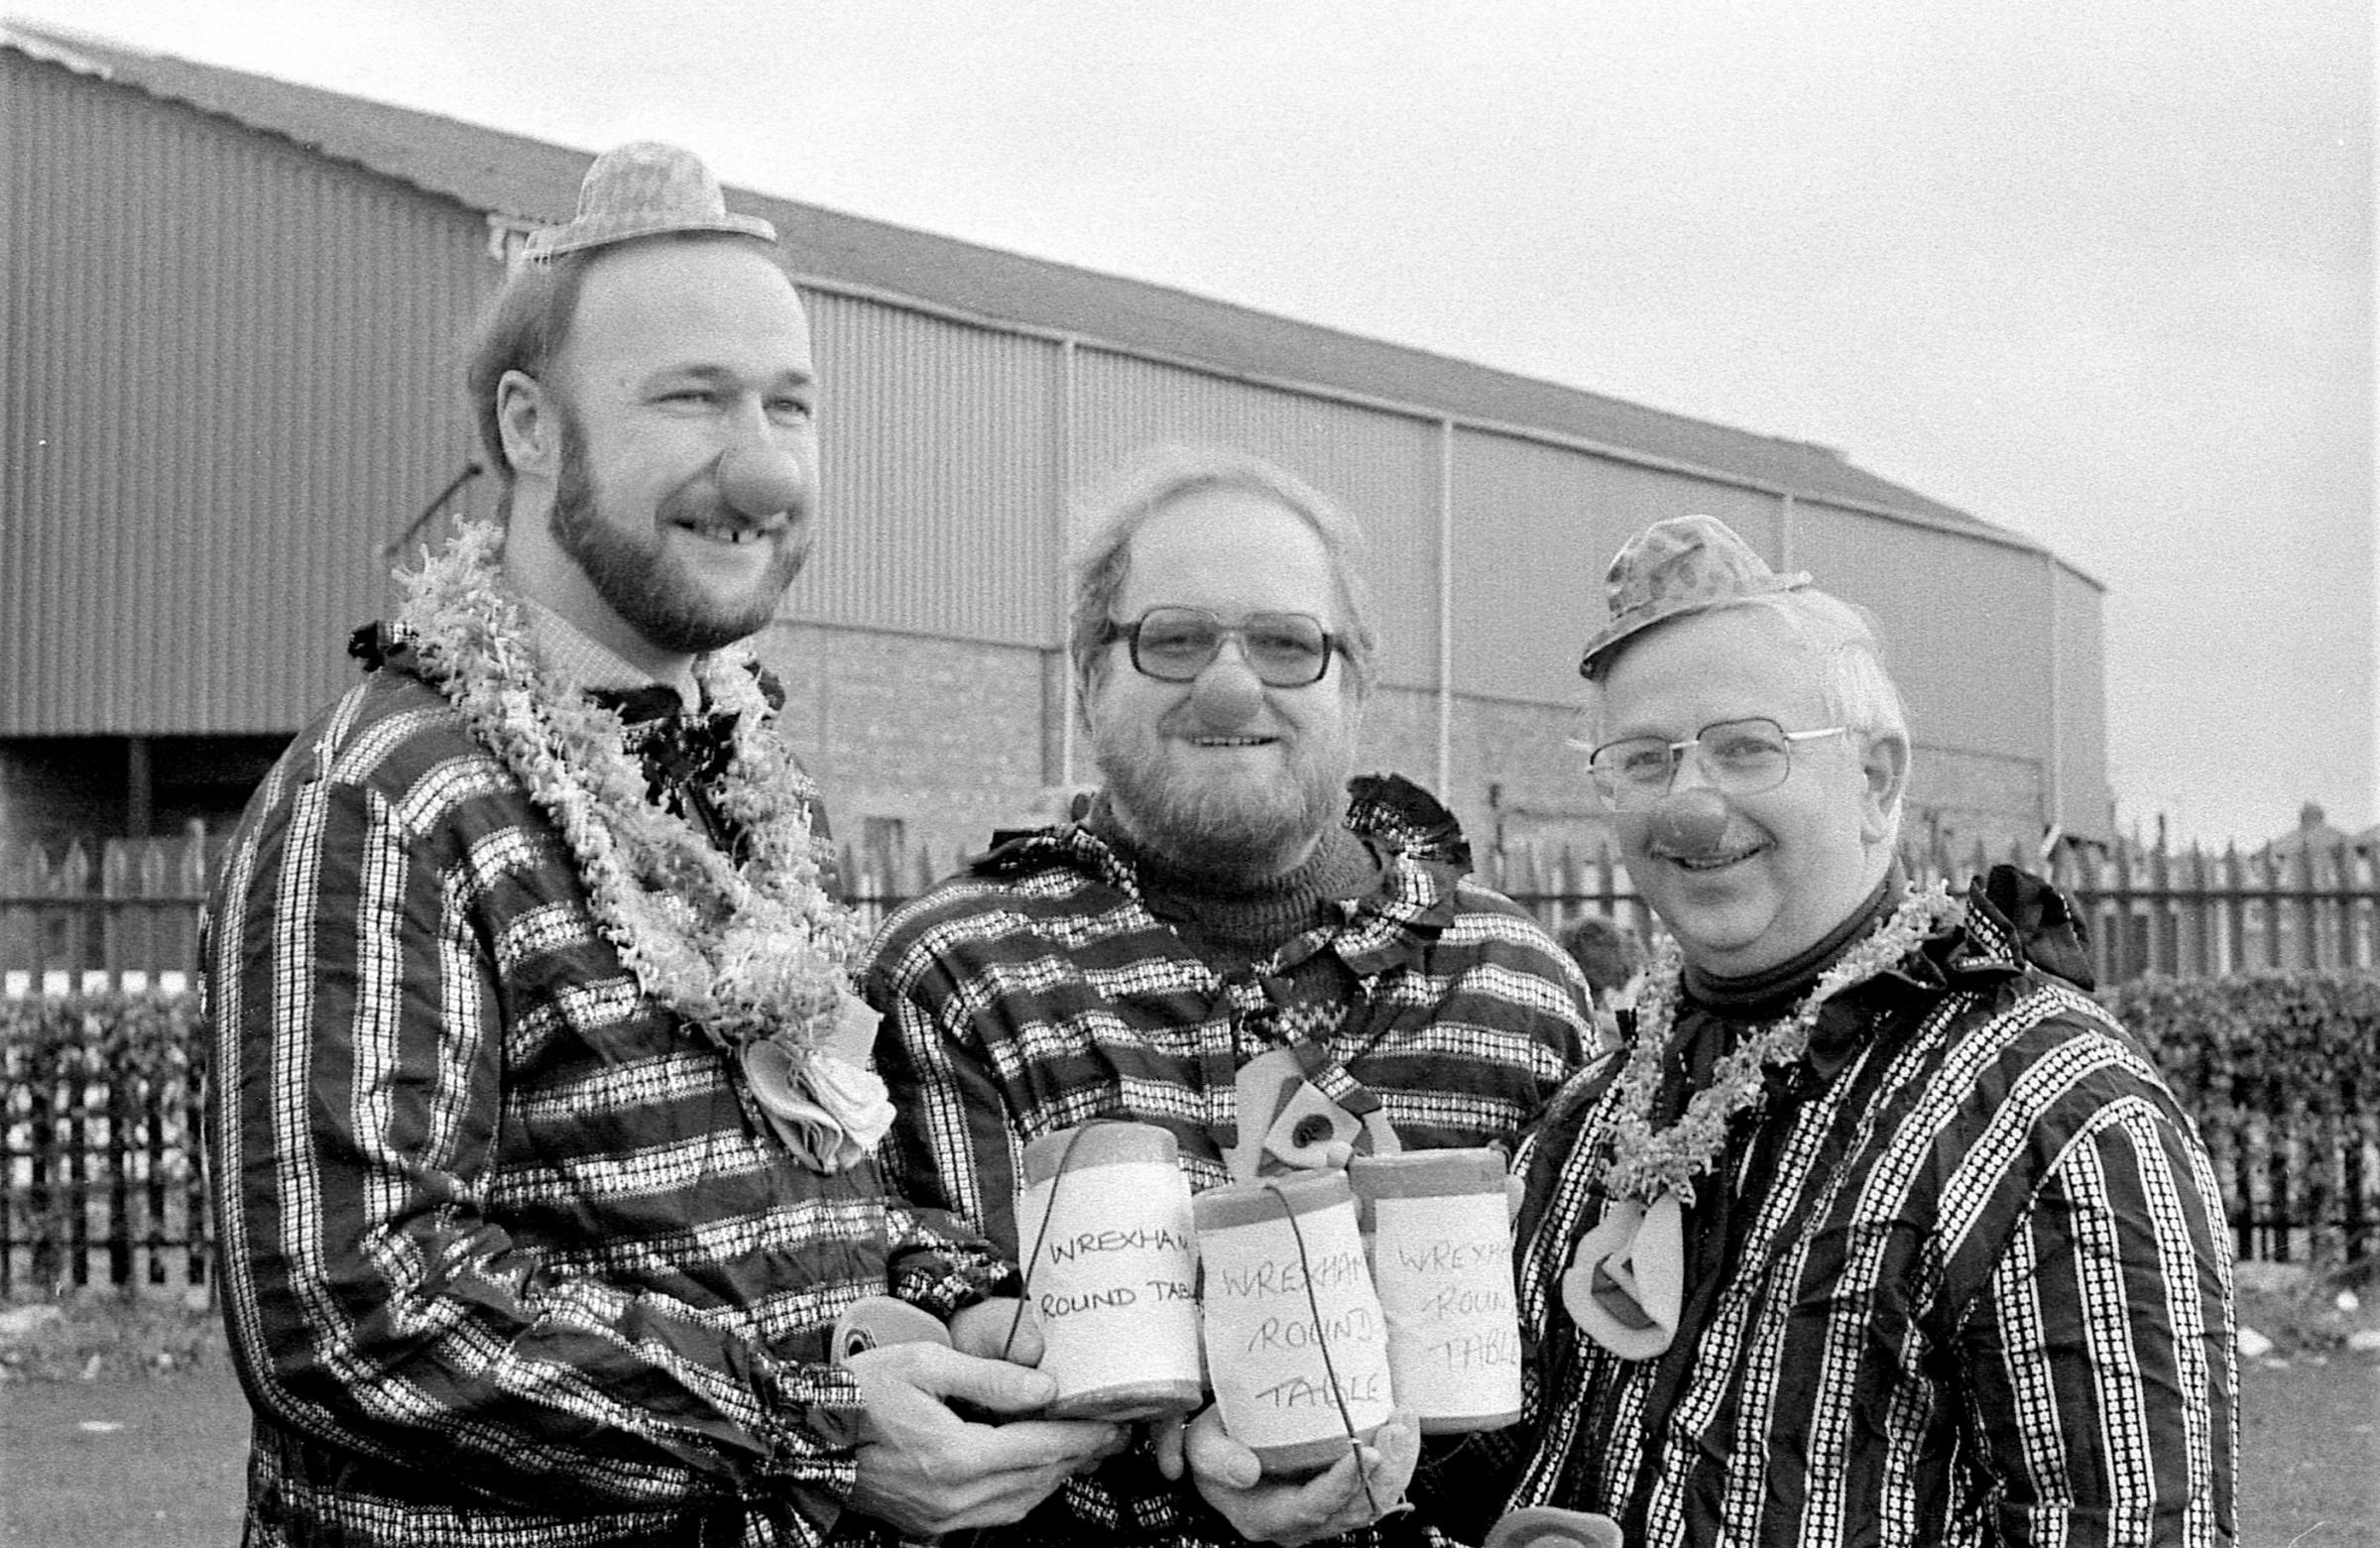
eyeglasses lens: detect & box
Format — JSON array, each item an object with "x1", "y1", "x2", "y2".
[
  {"x1": 1130, "y1": 610, "x2": 1330, "y2": 685},
  {"x1": 1590, "y1": 719, "x2": 1796, "y2": 809}
]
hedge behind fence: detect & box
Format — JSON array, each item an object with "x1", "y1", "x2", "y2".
[
  {"x1": 2, "y1": 993, "x2": 208, "y2": 1296},
  {"x1": 3, "y1": 973, "x2": 2376, "y2": 1295},
  {"x1": 2104, "y1": 971, "x2": 2379, "y2": 1268}
]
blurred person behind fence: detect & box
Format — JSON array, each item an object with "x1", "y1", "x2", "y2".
[{"x1": 1560, "y1": 911, "x2": 1643, "y2": 998}]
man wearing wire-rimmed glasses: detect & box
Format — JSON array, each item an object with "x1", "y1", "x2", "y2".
[
  {"x1": 862, "y1": 446, "x2": 1595, "y2": 1548},
  {"x1": 1462, "y1": 514, "x2": 2235, "y2": 1548}
]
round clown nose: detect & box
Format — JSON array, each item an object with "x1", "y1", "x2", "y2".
[
  {"x1": 1649, "y1": 787, "x2": 1731, "y2": 856},
  {"x1": 1189, "y1": 660, "x2": 1264, "y2": 728},
  {"x1": 717, "y1": 444, "x2": 806, "y2": 519}
]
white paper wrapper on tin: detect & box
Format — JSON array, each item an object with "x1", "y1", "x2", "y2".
[
  {"x1": 1198, "y1": 1188, "x2": 1394, "y2": 1461},
  {"x1": 1369, "y1": 1190, "x2": 1522, "y2": 1425},
  {"x1": 1016, "y1": 1159, "x2": 1203, "y2": 1408}
]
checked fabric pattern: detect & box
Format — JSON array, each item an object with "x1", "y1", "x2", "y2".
[
  {"x1": 204, "y1": 660, "x2": 1012, "y2": 1548},
  {"x1": 859, "y1": 783, "x2": 1595, "y2": 1548}
]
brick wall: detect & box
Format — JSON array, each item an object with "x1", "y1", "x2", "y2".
[
  {"x1": 3, "y1": 630, "x2": 2054, "y2": 884},
  {"x1": 755, "y1": 624, "x2": 1060, "y2": 873},
  {"x1": 748, "y1": 633, "x2": 2056, "y2": 874},
  {"x1": 1902, "y1": 742, "x2": 2049, "y2": 863}
]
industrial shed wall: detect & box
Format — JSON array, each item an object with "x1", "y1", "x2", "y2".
[
  {"x1": 2, "y1": 52, "x2": 495, "y2": 735},
  {"x1": 1446, "y1": 428, "x2": 1789, "y2": 707},
  {"x1": 4, "y1": 46, "x2": 2112, "y2": 860},
  {"x1": 794, "y1": 299, "x2": 1061, "y2": 646},
  {"x1": 1796, "y1": 504, "x2": 2057, "y2": 851}
]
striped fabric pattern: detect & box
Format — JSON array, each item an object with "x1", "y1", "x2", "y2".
[
  {"x1": 204, "y1": 664, "x2": 1010, "y2": 1548},
  {"x1": 1485, "y1": 887, "x2": 2237, "y2": 1548},
  {"x1": 860, "y1": 810, "x2": 1595, "y2": 1547}
]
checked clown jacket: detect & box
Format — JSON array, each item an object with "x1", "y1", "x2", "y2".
[
  {"x1": 859, "y1": 776, "x2": 1597, "y2": 1548},
  {"x1": 203, "y1": 657, "x2": 1013, "y2": 1548}
]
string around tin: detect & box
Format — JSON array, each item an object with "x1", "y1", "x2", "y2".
[{"x1": 1263, "y1": 1176, "x2": 1401, "y2": 1521}]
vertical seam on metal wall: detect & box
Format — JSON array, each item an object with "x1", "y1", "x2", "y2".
[
  {"x1": 1436, "y1": 417, "x2": 1454, "y2": 799},
  {"x1": 2045, "y1": 548, "x2": 2063, "y2": 834},
  {"x1": 1057, "y1": 336, "x2": 1078, "y2": 786}
]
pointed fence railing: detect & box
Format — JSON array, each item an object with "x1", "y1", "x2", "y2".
[
  {"x1": 1484, "y1": 831, "x2": 2380, "y2": 985},
  {"x1": 0, "y1": 828, "x2": 218, "y2": 999},
  {"x1": 12, "y1": 826, "x2": 2372, "y2": 992},
  {"x1": 4, "y1": 825, "x2": 2374, "y2": 1289}
]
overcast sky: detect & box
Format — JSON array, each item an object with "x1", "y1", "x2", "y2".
[{"x1": 12, "y1": 0, "x2": 2373, "y2": 845}]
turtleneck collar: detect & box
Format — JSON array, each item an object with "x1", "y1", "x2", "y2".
[
  {"x1": 1085, "y1": 797, "x2": 1381, "y2": 969},
  {"x1": 1681, "y1": 864, "x2": 1903, "y2": 1019}
]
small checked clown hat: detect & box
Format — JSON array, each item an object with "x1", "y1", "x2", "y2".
[
  {"x1": 1578, "y1": 514, "x2": 1812, "y2": 680},
  {"x1": 524, "y1": 141, "x2": 777, "y2": 264}
]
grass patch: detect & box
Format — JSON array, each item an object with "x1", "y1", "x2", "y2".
[
  {"x1": 2233, "y1": 1256, "x2": 2379, "y2": 1356},
  {"x1": 0, "y1": 1288, "x2": 228, "y2": 1383}
]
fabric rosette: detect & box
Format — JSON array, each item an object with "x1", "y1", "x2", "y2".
[{"x1": 741, "y1": 991, "x2": 895, "y2": 1173}]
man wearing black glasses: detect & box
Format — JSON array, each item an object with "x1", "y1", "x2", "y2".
[
  {"x1": 861, "y1": 446, "x2": 1595, "y2": 1548},
  {"x1": 1466, "y1": 515, "x2": 2234, "y2": 1548}
]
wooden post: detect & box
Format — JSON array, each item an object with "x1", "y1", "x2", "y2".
[
  {"x1": 2357, "y1": 846, "x2": 2379, "y2": 971},
  {"x1": 2113, "y1": 834, "x2": 2139, "y2": 978},
  {"x1": 25, "y1": 1019, "x2": 61, "y2": 1292},
  {"x1": 65, "y1": 1016, "x2": 92, "y2": 1288},
  {"x1": 2181, "y1": 843, "x2": 2207, "y2": 977},
  {"x1": 106, "y1": 1043, "x2": 133, "y2": 1288},
  {"x1": 2243, "y1": 848, "x2": 2271, "y2": 969},
  {"x1": 102, "y1": 839, "x2": 130, "y2": 990},
  {"x1": 2220, "y1": 844, "x2": 2245, "y2": 976},
  {"x1": 0, "y1": 1019, "x2": 16, "y2": 1294},
  {"x1": 2292, "y1": 845, "x2": 2317, "y2": 971},
  {"x1": 174, "y1": 822, "x2": 212, "y2": 981},
  {"x1": 2144, "y1": 837, "x2": 2170, "y2": 975},
  {"x1": 185, "y1": 1030, "x2": 211, "y2": 1292},
  {"x1": 146, "y1": 1043, "x2": 172, "y2": 1286},
  {"x1": 1558, "y1": 844, "x2": 1586, "y2": 936}
]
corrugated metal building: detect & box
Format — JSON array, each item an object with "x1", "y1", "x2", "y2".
[{"x1": 1, "y1": 23, "x2": 2113, "y2": 868}]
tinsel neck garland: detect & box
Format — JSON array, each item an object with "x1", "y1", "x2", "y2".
[
  {"x1": 388, "y1": 517, "x2": 888, "y2": 1169},
  {"x1": 1598, "y1": 883, "x2": 1965, "y2": 1207}
]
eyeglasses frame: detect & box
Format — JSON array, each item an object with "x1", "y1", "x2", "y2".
[
  {"x1": 1583, "y1": 718, "x2": 1851, "y2": 810},
  {"x1": 1099, "y1": 607, "x2": 1344, "y2": 687}
]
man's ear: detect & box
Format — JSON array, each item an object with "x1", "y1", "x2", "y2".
[
  {"x1": 1072, "y1": 654, "x2": 1110, "y2": 738},
  {"x1": 1340, "y1": 666, "x2": 1371, "y2": 738},
  {"x1": 495, "y1": 370, "x2": 557, "y2": 476},
  {"x1": 1858, "y1": 729, "x2": 1912, "y2": 844}
]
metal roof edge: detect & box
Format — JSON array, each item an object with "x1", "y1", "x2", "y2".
[
  {"x1": 5, "y1": 19, "x2": 2090, "y2": 581},
  {"x1": 0, "y1": 17, "x2": 121, "y2": 76},
  {"x1": 2, "y1": 19, "x2": 559, "y2": 221}
]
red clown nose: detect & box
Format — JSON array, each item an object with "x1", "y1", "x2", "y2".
[
  {"x1": 1650, "y1": 787, "x2": 1731, "y2": 856},
  {"x1": 717, "y1": 445, "x2": 805, "y2": 518}
]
